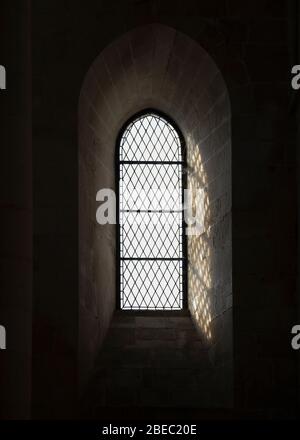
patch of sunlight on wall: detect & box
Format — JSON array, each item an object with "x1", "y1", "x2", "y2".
[{"x1": 187, "y1": 140, "x2": 212, "y2": 342}]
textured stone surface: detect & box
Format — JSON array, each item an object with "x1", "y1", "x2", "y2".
[
  {"x1": 81, "y1": 313, "x2": 215, "y2": 416},
  {"x1": 78, "y1": 22, "x2": 233, "y2": 408}
]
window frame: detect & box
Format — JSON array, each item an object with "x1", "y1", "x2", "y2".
[{"x1": 115, "y1": 108, "x2": 188, "y2": 312}]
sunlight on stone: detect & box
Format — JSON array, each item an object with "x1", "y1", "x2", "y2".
[{"x1": 187, "y1": 141, "x2": 212, "y2": 341}]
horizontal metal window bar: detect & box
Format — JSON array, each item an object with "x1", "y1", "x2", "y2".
[
  {"x1": 120, "y1": 160, "x2": 183, "y2": 165},
  {"x1": 120, "y1": 209, "x2": 183, "y2": 213},
  {"x1": 121, "y1": 257, "x2": 184, "y2": 261}
]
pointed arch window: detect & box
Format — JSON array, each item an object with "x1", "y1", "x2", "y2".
[{"x1": 117, "y1": 110, "x2": 186, "y2": 311}]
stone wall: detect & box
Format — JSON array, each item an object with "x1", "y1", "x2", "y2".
[
  {"x1": 32, "y1": 0, "x2": 298, "y2": 417},
  {"x1": 81, "y1": 312, "x2": 214, "y2": 415},
  {"x1": 79, "y1": 24, "x2": 233, "y2": 405}
]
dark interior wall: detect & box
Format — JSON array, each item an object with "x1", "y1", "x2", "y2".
[
  {"x1": 293, "y1": 0, "x2": 300, "y2": 412},
  {"x1": 0, "y1": 0, "x2": 32, "y2": 419},
  {"x1": 230, "y1": 2, "x2": 297, "y2": 412},
  {"x1": 32, "y1": 0, "x2": 298, "y2": 418},
  {"x1": 32, "y1": 5, "x2": 79, "y2": 418},
  {"x1": 298, "y1": 3, "x2": 300, "y2": 415}
]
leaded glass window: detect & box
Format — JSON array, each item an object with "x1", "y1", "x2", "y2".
[{"x1": 118, "y1": 111, "x2": 186, "y2": 310}]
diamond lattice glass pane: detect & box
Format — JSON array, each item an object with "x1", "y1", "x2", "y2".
[
  {"x1": 120, "y1": 260, "x2": 183, "y2": 310},
  {"x1": 119, "y1": 112, "x2": 185, "y2": 311},
  {"x1": 120, "y1": 163, "x2": 182, "y2": 211},
  {"x1": 120, "y1": 114, "x2": 182, "y2": 162},
  {"x1": 120, "y1": 212, "x2": 183, "y2": 259}
]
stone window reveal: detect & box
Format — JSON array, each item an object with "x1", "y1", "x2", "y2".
[{"x1": 117, "y1": 111, "x2": 186, "y2": 310}]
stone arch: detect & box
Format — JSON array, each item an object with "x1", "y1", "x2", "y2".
[{"x1": 79, "y1": 23, "x2": 232, "y2": 405}]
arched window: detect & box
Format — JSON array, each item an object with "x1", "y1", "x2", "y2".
[
  {"x1": 79, "y1": 25, "x2": 233, "y2": 405},
  {"x1": 117, "y1": 110, "x2": 187, "y2": 310}
]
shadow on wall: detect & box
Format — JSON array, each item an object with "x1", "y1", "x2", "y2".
[{"x1": 78, "y1": 23, "x2": 232, "y2": 405}]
